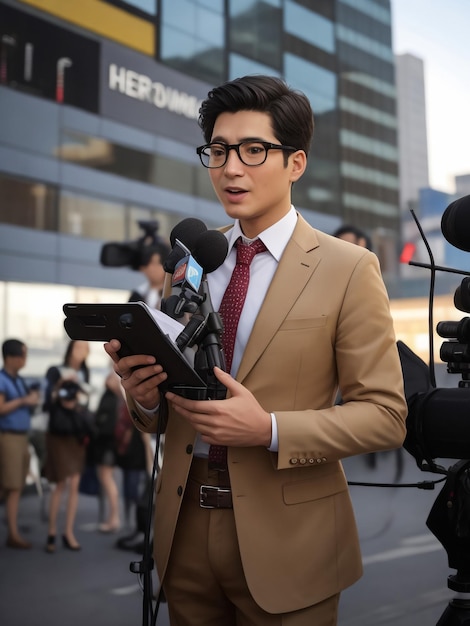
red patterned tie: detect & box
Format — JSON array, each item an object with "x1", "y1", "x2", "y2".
[{"x1": 208, "y1": 237, "x2": 267, "y2": 470}]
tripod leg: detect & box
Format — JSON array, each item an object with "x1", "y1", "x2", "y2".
[{"x1": 437, "y1": 596, "x2": 470, "y2": 625}]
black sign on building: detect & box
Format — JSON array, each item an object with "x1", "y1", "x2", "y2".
[{"x1": 0, "y1": 3, "x2": 100, "y2": 113}]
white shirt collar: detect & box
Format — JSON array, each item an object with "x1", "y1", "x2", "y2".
[{"x1": 225, "y1": 206, "x2": 298, "y2": 262}]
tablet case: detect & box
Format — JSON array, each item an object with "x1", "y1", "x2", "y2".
[{"x1": 63, "y1": 302, "x2": 206, "y2": 393}]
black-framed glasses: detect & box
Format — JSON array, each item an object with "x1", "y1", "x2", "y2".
[{"x1": 196, "y1": 141, "x2": 298, "y2": 168}]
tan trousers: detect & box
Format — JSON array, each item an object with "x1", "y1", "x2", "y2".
[{"x1": 163, "y1": 458, "x2": 340, "y2": 626}]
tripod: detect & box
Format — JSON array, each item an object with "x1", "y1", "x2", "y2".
[{"x1": 427, "y1": 460, "x2": 470, "y2": 625}]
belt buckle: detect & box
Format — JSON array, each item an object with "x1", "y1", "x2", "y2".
[{"x1": 199, "y1": 485, "x2": 230, "y2": 509}]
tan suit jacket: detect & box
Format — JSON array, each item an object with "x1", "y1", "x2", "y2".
[{"x1": 128, "y1": 214, "x2": 407, "y2": 613}]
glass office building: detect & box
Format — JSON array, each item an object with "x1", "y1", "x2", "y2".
[{"x1": 0, "y1": 0, "x2": 399, "y2": 373}]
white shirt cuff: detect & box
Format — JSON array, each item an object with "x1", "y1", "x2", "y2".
[
  {"x1": 136, "y1": 401, "x2": 160, "y2": 416},
  {"x1": 268, "y1": 412, "x2": 278, "y2": 451}
]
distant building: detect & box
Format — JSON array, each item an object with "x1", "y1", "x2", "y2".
[
  {"x1": 395, "y1": 53, "x2": 429, "y2": 214},
  {"x1": 0, "y1": 0, "x2": 402, "y2": 367}
]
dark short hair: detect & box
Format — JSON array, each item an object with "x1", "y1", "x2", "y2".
[
  {"x1": 333, "y1": 224, "x2": 373, "y2": 251},
  {"x1": 139, "y1": 240, "x2": 171, "y2": 267},
  {"x1": 2, "y1": 339, "x2": 26, "y2": 359},
  {"x1": 198, "y1": 75, "x2": 314, "y2": 157}
]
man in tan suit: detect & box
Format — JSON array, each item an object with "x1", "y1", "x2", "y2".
[{"x1": 105, "y1": 75, "x2": 407, "y2": 625}]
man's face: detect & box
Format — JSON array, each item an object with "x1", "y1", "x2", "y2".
[{"x1": 208, "y1": 110, "x2": 305, "y2": 238}]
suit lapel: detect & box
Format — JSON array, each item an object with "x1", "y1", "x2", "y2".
[{"x1": 237, "y1": 215, "x2": 321, "y2": 383}]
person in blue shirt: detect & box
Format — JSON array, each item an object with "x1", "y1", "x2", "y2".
[{"x1": 0, "y1": 338, "x2": 40, "y2": 548}]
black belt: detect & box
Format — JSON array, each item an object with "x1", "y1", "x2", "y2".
[
  {"x1": 0, "y1": 430, "x2": 27, "y2": 435},
  {"x1": 199, "y1": 485, "x2": 233, "y2": 509}
]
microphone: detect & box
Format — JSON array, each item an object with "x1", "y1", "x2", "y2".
[
  {"x1": 173, "y1": 254, "x2": 203, "y2": 293},
  {"x1": 192, "y1": 229, "x2": 230, "y2": 275},
  {"x1": 191, "y1": 229, "x2": 229, "y2": 329},
  {"x1": 192, "y1": 229, "x2": 229, "y2": 360},
  {"x1": 161, "y1": 218, "x2": 208, "y2": 318},
  {"x1": 175, "y1": 313, "x2": 206, "y2": 351},
  {"x1": 176, "y1": 229, "x2": 229, "y2": 397},
  {"x1": 162, "y1": 253, "x2": 204, "y2": 319},
  {"x1": 193, "y1": 230, "x2": 229, "y2": 391},
  {"x1": 454, "y1": 277, "x2": 470, "y2": 313},
  {"x1": 174, "y1": 229, "x2": 229, "y2": 350},
  {"x1": 163, "y1": 218, "x2": 208, "y2": 274},
  {"x1": 441, "y1": 195, "x2": 470, "y2": 252}
]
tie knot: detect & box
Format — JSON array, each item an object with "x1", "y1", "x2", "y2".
[{"x1": 235, "y1": 238, "x2": 267, "y2": 265}]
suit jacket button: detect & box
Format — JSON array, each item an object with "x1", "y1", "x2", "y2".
[
  {"x1": 322, "y1": 457, "x2": 327, "y2": 463},
  {"x1": 186, "y1": 444, "x2": 193, "y2": 454},
  {"x1": 308, "y1": 458, "x2": 315, "y2": 464},
  {"x1": 316, "y1": 458, "x2": 322, "y2": 463},
  {"x1": 299, "y1": 458, "x2": 306, "y2": 465},
  {"x1": 289, "y1": 458, "x2": 298, "y2": 465},
  {"x1": 177, "y1": 486, "x2": 183, "y2": 496}
]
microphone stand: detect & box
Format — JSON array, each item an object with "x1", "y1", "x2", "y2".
[
  {"x1": 192, "y1": 278, "x2": 227, "y2": 399},
  {"x1": 132, "y1": 398, "x2": 167, "y2": 626},
  {"x1": 193, "y1": 310, "x2": 227, "y2": 399}
]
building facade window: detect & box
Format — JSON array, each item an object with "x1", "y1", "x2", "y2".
[
  {"x1": 160, "y1": 0, "x2": 225, "y2": 84},
  {"x1": 0, "y1": 174, "x2": 58, "y2": 231},
  {"x1": 57, "y1": 130, "x2": 218, "y2": 203},
  {"x1": 59, "y1": 193, "x2": 127, "y2": 239},
  {"x1": 229, "y1": 53, "x2": 281, "y2": 81},
  {"x1": 228, "y1": 0, "x2": 282, "y2": 70},
  {"x1": 284, "y1": 53, "x2": 337, "y2": 114},
  {"x1": 284, "y1": 1, "x2": 335, "y2": 53},
  {"x1": 338, "y1": 0, "x2": 391, "y2": 27}
]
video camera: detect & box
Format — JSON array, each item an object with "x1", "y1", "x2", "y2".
[
  {"x1": 402, "y1": 195, "x2": 470, "y2": 470},
  {"x1": 100, "y1": 220, "x2": 169, "y2": 271},
  {"x1": 400, "y1": 195, "x2": 470, "y2": 624}
]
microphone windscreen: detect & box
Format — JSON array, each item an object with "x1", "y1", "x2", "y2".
[
  {"x1": 169, "y1": 218, "x2": 207, "y2": 249},
  {"x1": 192, "y1": 230, "x2": 229, "y2": 273},
  {"x1": 454, "y1": 277, "x2": 470, "y2": 313},
  {"x1": 441, "y1": 195, "x2": 470, "y2": 252}
]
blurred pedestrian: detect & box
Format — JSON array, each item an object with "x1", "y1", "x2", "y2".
[
  {"x1": 92, "y1": 369, "x2": 121, "y2": 533},
  {"x1": 42, "y1": 340, "x2": 92, "y2": 553},
  {"x1": 42, "y1": 379, "x2": 93, "y2": 553},
  {"x1": 43, "y1": 340, "x2": 90, "y2": 409},
  {"x1": 0, "y1": 338, "x2": 40, "y2": 549}
]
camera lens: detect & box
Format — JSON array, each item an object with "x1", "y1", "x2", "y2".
[
  {"x1": 437, "y1": 317, "x2": 470, "y2": 342},
  {"x1": 440, "y1": 341, "x2": 470, "y2": 363}
]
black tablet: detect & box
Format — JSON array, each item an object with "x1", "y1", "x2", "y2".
[{"x1": 63, "y1": 302, "x2": 206, "y2": 393}]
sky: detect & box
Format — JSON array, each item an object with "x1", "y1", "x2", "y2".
[{"x1": 392, "y1": 0, "x2": 470, "y2": 194}]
